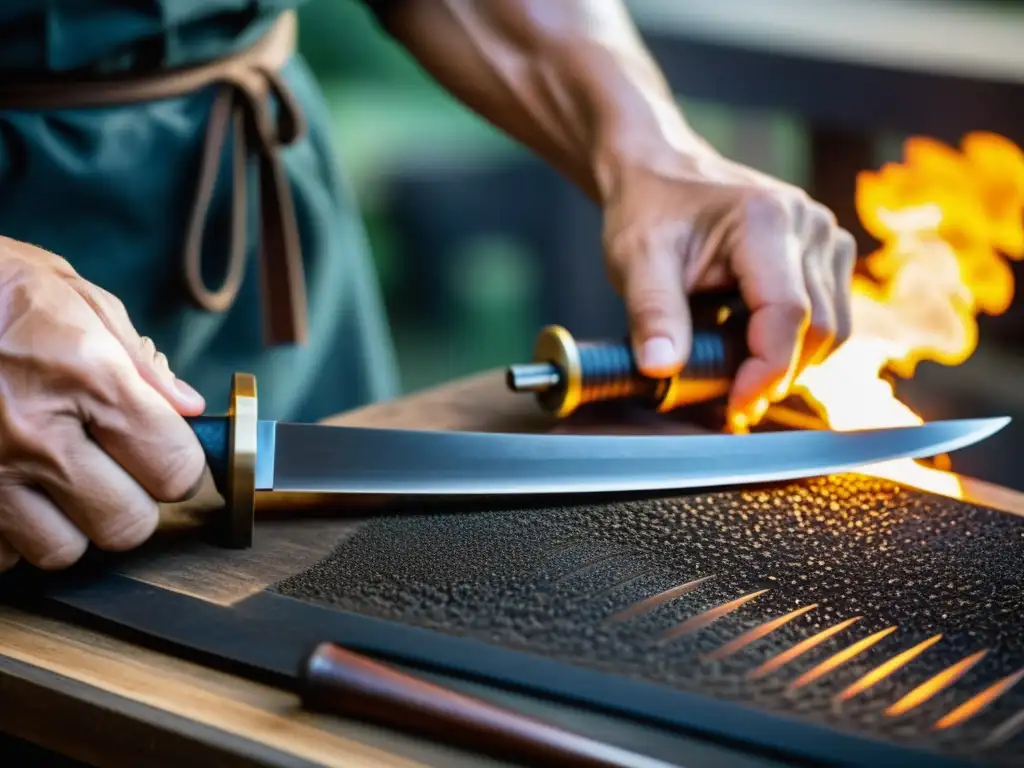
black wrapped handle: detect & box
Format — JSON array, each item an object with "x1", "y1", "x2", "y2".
[
  {"x1": 185, "y1": 415, "x2": 231, "y2": 500},
  {"x1": 508, "y1": 290, "x2": 750, "y2": 417}
]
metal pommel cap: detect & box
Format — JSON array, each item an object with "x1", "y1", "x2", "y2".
[
  {"x1": 506, "y1": 325, "x2": 584, "y2": 418},
  {"x1": 506, "y1": 305, "x2": 749, "y2": 418}
]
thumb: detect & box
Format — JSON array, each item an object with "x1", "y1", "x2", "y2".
[
  {"x1": 622, "y1": 247, "x2": 692, "y2": 378},
  {"x1": 77, "y1": 284, "x2": 206, "y2": 416}
]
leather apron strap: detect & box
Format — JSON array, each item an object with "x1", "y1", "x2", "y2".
[{"x1": 0, "y1": 11, "x2": 308, "y2": 346}]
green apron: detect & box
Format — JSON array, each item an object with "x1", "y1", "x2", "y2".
[{"x1": 0, "y1": 0, "x2": 401, "y2": 423}]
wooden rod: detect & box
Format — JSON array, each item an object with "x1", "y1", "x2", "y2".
[{"x1": 299, "y1": 642, "x2": 683, "y2": 768}]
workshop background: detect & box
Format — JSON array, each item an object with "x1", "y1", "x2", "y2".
[{"x1": 295, "y1": 0, "x2": 1024, "y2": 491}]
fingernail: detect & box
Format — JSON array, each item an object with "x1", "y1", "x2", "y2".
[
  {"x1": 174, "y1": 378, "x2": 205, "y2": 408},
  {"x1": 639, "y1": 337, "x2": 677, "y2": 375}
]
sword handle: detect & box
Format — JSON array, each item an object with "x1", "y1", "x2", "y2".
[
  {"x1": 183, "y1": 371, "x2": 258, "y2": 549},
  {"x1": 508, "y1": 290, "x2": 749, "y2": 418},
  {"x1": 301, "y1": 642, "x2": 677, "y2": 768}
]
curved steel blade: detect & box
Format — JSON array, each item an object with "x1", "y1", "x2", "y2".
[{"x1": 255, "y1": 417, "x2": 1009, "y2": 494}]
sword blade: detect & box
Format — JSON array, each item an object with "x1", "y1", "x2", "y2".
[{"x1": 253, "y1": 416, "x2": 1009, "y2": 494}]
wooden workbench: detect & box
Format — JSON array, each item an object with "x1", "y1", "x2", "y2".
[{"x1": 0, "y1": 369, "x2": 1019, "y2": 768}]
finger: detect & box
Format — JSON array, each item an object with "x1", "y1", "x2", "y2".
[
  {"x1": 799, "y1": 259, "x2": 835, "y2": 369},
  {"x1": 73, "y1": 282, "x2": 205, "y2": 416},
  {"x1": 83, "y1": 359, "x2": 207, "y2": 504},
  {"x1": 35, "y1": 423, "x2": 162, "y2": 551},
  {"x1": 831, "y1": 228, "x2": 858, "y2": 347},
  {"x1": 620, "y1": 238, "x2": 693, "y2": 377},
  {"x1": 726, "y1": 195, "x2": 811, "y2": 426},
  {"x1": 0, "y1": 484, "x2": 89, "y2": 570},
  {"x1": 0, "y1": 535, "x2": 20, "y2": 573},
  {"x1": 798, "y1": 210, "x2": 839, "y2": 369}
]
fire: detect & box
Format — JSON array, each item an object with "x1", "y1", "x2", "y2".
[{"x1": 792, "y1": 132, "x2": 1024, "y2": 497}]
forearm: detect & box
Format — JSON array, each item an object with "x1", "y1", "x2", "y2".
[{"x1": 379, "y1": 0, "x2": 711, "y2": 203}]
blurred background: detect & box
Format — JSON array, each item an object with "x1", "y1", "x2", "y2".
[{"x1": 295, "y1": 0, "x2": 1024, "y2": 490}]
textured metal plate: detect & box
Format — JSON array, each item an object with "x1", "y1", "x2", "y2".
[{"x1": 272, "y1": 474, "x2": 1024, "y2": 766}]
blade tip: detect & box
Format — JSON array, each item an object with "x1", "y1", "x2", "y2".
[
  {"x1": 967, "y1": 415, "x2": 1011, "y2": 435},
  {"x1": 982, "y1": 415, "x2": 1012, "y2": 436}
]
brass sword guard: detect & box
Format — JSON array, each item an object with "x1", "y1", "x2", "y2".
[{"x1": 185, "y1": 372, "x2": 258, "y2": 549}]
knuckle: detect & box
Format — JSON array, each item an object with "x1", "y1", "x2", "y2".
[
  {"x1": 806, "y1": 201, "x2": 838, "y2": 233},
  {"x1": 0, "y1": 419, "x2": 81, "y2": 492},
  {"x1": 834, "y1": 228, "x2": 858, "y2": 266},
  {"x1": 90, "y1": 284, "x2": 129, "y2": 318},
  {"x1": 627, "y1": 288, "x2": 677, "y2": 330},
  {"x1": 87, "y1": 358, "x2": 136, "y2": 410},
  {"x1": 36, "y1": 537, "x2": 88, "y2": 571},
  {"x1": 603, "y1": 228, "x2": 631, "y2": 266},
  {"x1": 136, "y1": 334, "x2": 157, "y2": 364},
  {"x1": 147, "y1": 438, "x2": 206, "y2": 502},
  {"x1": 0, "y1": 410, "x2": 54, "y2": 465},
  {"x1": 778, "y1": 295, "x2": 812, "y2": 331},
  {"x1": 99, "y1": 285, "x2": 126, "y2": 310},
  {"x1": 1, "y1": 261, "x2": 60, "y2": 317},
  {"x1": 741, "y1": 189, "x2": 791, "y2": 232},
  {"x1": 92, "y1": 503, "x2": 158, "y2": 551},
  {"x1": 604, "y1": 226, "x2": 655, "y2": 270}
]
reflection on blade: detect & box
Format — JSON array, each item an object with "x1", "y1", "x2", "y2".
[{"x1": 255, "y1": 416, "x2": 1009, "y2": 494}]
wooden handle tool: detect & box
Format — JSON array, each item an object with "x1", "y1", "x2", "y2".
[{"x1": 300, "y1": 642, "x2": 684, "y2": 768}]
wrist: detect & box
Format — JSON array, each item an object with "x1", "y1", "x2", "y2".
[
  {"x1": 591, "y1": 125, "x2": 716, "y2": 206},
  {"x1": 529, "y1": 34, "x2": 714, "y2": 204},
  {"x1": 584, "y1": 81, "x2": 719, "y2": 206}
]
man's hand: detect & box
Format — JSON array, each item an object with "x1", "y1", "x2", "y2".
[
  {"x1": 0, "y1": 237, "x2": 207, "y2": 572},
  {"x1": 600, "y1": 150, "x2": 856, "y2": 430},
  {"x1": 372, "y1": 0, "x2": 858, "y2": 429}
]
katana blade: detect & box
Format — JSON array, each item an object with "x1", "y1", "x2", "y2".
[
  {"x1": 255, "y1": 416, "x2": 1009, "y2": 494},
  {"x1": 185, "y1": 373, "x2": 1010, "y2": 549}
]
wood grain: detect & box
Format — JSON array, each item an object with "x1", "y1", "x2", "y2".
[
  {"x1": 0, "y1": 605, "x2": 510, "y2": 768},
  {"x1": 301, "y1": 642, "x2": 675, "y2": 768}
]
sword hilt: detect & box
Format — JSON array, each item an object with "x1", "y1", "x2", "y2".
[
  {"x1": 507, "y1": 291, "x2": 749, "y2": 418},
  {"x1": 184, "y1": 372, "x2": 258, "y2": 549}
]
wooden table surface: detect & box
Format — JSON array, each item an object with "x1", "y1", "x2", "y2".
[{"x1": 0, "y1": 369, "x2": 1020, "y2": 768}]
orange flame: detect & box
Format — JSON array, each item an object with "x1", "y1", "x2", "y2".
[{"x1": 793, "y1": 132, "x2": 1024, "y2": 497}]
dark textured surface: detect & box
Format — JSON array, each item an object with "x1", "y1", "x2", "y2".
[{"x1": 272, "y1": 474, "x2": 1024, "y2": 765}]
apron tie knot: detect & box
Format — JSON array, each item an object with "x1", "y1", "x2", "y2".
[{"x1": 182, "y1": 13, "x2": 309, "y2": 345}]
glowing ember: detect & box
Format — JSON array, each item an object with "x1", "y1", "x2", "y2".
[{"x1": 793, "y1": 132, "x2": 1024, "y2": 497}]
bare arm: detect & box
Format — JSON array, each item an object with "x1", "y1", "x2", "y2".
[
  {"x1": 375, "y1": 0, "x2": 704, "y2": 202},
  {"x1": 370, "y1": 0, "x2": 856, "y2": 429}
]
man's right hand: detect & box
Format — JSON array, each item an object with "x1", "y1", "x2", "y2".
[{"x1": 0, "y1": 237, "x2": 207, "y2": 573}]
